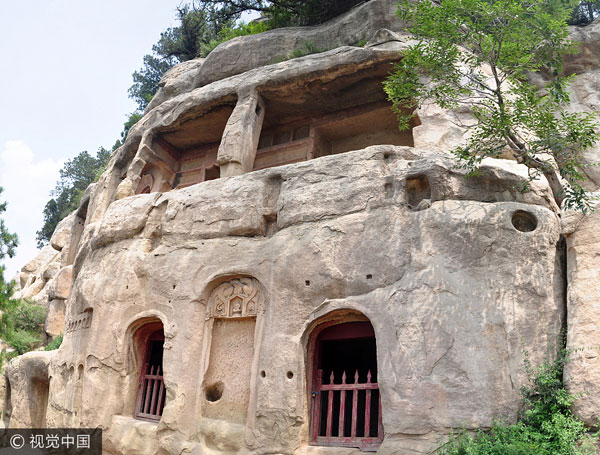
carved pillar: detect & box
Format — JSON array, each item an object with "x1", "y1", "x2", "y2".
[{"x1": 217, "y1": 89, "x2": 265, "y2": 177}]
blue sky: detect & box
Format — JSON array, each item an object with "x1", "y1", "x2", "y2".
[{"x1": 0, "y1": 1, "x2": 187, "y2": 278}]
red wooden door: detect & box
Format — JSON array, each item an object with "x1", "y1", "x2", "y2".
[
  {"x1": 310, "y1": 322, "x2": 383, "y2": 451},
  {"x1": 135, "y1": 330, "x2": 166, "y2": 421}
]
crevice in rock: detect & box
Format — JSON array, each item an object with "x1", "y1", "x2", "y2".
[
  {"x1": 558, "y1": 235, "x2": 568, "y2": 338},
  {"x1": 261, "y1": 172, "x2": 284, "y2": 237}
]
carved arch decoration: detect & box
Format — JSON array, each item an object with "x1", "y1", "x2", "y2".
[
  {"x1": 208, "y1": 277, "x2": 265, "y2": 319},
  {"x1": 136, "y1": 173, "x2": 154, "y2": 194}
]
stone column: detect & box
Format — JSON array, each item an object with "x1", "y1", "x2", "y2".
[{"x1": 217, "y1": 88, "x2": 265, "y2": 177}]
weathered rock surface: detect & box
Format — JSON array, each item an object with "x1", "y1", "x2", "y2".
[
  {"x1": 192, "y1": 0, "x2": 403, "y2": 89},
  {"x1": 145, "y1": 58, "x2": 204, "y2": 112},
  {"x1": 3, "y1": 351, "x2": 55, "y2": 428},
  {"x1": 48, "y1": 266, "x2": 73, "y2": 301},
  {"x1": 45, "y1": 299, "x2": 66, "y2": 337},
  {"x1": 565, "y1": 17, "x2": 600, "y2": 75},
  {"x1": 565, "y1": 205, "x2": 600, "y2": 426},
  {"x1": 37, "y1": 146, "x2": 564, "y2": 454},
  {"x1": 50, "y1": 213, "x2": 76, "y2": 252},
  {"x1": 3, "y1": 5, "x2": 599, "y2": 455}
]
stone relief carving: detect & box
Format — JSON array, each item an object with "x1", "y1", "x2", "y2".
[
  {"x1": 208, "y1": 277, "x2": 264, "y2": 318},
  {"x1": 66, "y1": 310, "x2": 93, "y2": 334}
]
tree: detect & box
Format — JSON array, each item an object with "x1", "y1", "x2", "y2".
[
  {"x1": 384, "y1": 0, "x2": 599, "y2": 212},
  {"x1": 36, "y1": 147, "x2": 111, "y2": 247},
  {"x1": 0, "y1": 187, "x2": 18, "y2": 263},
  {"x1": 128, "y1": 55, "x2": 177, "y2": 112},
  {"x1": 127, "y1": 0, "x2": 364, "y2": 112},
  {"x1": 198, "y1": 0, "x2": 365, "y2": 26},
  {"x1": 569, "y1": 0, "x2": 600, "y2": 24},
  {"x1": 128, "y1": 4, "x2": 236, "y2": 112},
  {"x1": 154, "y1": 4, "x2": 236, "y2": 61},
  {"x1": 0, "y1": 187, "x2": 18, "y2": 307},
  {"x1": 0, "y1": 191, "x2": 49, "y2": 361}
]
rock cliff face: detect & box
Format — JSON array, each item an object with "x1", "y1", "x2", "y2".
[{"x1": 5, "y1": 3, "x2": 600, "y2": 455}]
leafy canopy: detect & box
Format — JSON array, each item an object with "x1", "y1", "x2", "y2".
[
  {"x1": 128, "y1": 0, "x2": 365, "y2": 112},
  {"x1": 0, "y1": 189, "x2": 48, "y2": 363},
  {"x1": 384, "y1": 0, "x2": 599, "y2": 211},
  {"x1": 198, "y1": 0, "x2": 365, "y2": 26},
  {"x1": 36, "y1": 147, "x2": 111, "y2": 247},
  {"x1": 569, "y1": 0, "x2": 600, "y2": 24}
]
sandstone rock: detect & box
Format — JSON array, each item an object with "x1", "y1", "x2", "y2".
[
  {"x1": 17, "y1": 245, "x2": 61, "y2": 301},
  {"x1": 145, "y1": 58, "x2": 204, "y2": 112},
  {"x1": 0, "y1": 374, "x2": 6, "y2": 426},
  {"x1": 35, "y1": 145, "x2": 564, "y2": 454},
  {"x1": 365, "y1": 28, "x2": 406, "y2": 48},
  {"x1": 45, "y1": 299, "x2": 66, "y2": 337},
  {"x1": 50, "y1": 213, "x2": 76, "y2": 252},
  {"x1": 115, "y1": 178, "x2": 134, "y2": 200},
  {"x1": 191, "y1": 0, "x2": 403, "y2": 88},
  {"x1": 4, "y1": 351, "x2": 55, "y2": 428},
  {"x1": 48, "y1": 266, "x2": 73, "y2": 301},
  {"x1": 20, "y1": 245, "x2": 58, "y2": 275},
  {"x1": 565, "y1": 17, "x2": 600, "y2": 74},
  {"x1": 20, "y1": 276, "x2": 46, "y2": 300},
  {"x1": 565, "y1": 70, "x2": 600, "y2": 190},
  {"x1": 565, "y1": 207, "x2": 600, "y2": 425},
  {"x1": 4, "y1": 6, "x2": 600, "y2": 455},
  {"x1": 103, "y1": 415, "x2": 159, "y2": 455},
  {"x1": 42, "y1": 261, "x2": 61, "y2": 281}
]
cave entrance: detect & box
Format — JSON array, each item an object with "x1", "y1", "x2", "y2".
[{"x1": 310, "y1": 321, "x2": 383, "y2": 451}]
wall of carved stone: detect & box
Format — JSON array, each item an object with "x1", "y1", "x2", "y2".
[{"x1": 19, "y1": 145, "x2": 561, "y2": 455}]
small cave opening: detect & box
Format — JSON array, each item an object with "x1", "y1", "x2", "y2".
[
  {"x1": 204, "y1": 165, "x2": 220, "y2": 181},
  {"x1": 512, "y1": 210, "x2": 537, "y2": 232},
  {"x1": 205, "y1": 381, "x2": 224, "y2": 402},
  {"x1": 406, "y1": 174, "x2": 431, "y2": 209}
]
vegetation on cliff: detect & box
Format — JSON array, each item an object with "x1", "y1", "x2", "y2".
[
  {"x1": 36, "y1": 147, "x2": 111, "y2": 247},
  {"x1": 385, "y1": 0, "x2": 599, "y2": 212},
  {"x1": 0, "y1": 187, "x2": 18, "y2": 306},
  {"x1": 37, "y1": 0, "x2": 599, "y2": 243},
  {"x1": 0, "y1": 189, "x2": 48, "y2": 365},
  {"x1": 439, "y1": 349, "x2": 595, "y2": 454}
]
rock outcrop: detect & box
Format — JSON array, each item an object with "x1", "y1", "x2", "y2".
[{"x1": 4, "y1": 2, "x2": 600, "y2": 454}]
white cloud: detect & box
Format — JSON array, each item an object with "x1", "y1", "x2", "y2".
[{"x1": 0, "y1": 140, "x2": 64, "y2": 280}]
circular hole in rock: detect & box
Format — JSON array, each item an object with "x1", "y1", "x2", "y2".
[
  {"x1": 205, "y1": 381, "x2": 224, "y2": 402},
  {"x1": 511, "y1": 210, "x2": 537, "y2": 232},
  {"x1": 260, "y1": 370, "x2": 266, "y2": 378},
  {"x1": 287, "y1": 371, "x2": 294, "y2": 379}
]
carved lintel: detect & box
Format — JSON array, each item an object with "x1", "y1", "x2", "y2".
[{"x1": 208, "y1": 277, "x2": 264, "y2": 319}]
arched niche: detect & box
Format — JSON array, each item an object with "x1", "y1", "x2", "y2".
[
  {"x1": 304, "y1": 310, "x2": 383, "y2": 451},
  {"x1": 135, "y1": 164, "x2": 170, "y2": 195},
  {"x1": 124, "y1": 317, "x2": 167, "y2": 422},
  {"x1": 200, "y1": 276, "x2": 267, "y2": 428}
]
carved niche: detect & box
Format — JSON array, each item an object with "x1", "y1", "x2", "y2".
[
  {"x1": 136, "y1": 173, "x2": 154, "y2": 194},
  {"x1": 208, "y1": 277, "x2": 264, "y2": 319},
  {"x1": 66, "y1": 309, "x2": 93, "y2": 334}
]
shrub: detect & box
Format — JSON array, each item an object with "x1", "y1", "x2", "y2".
[
  {"x1": 438, "y1": 350, "x2": 595, "y2": 455},
  {"x1": 45, "y1": 335, "x2": 63, "y2": 351},
  {"x1": 0, "y1": 300, "x2": 46, "y2": 357},
  {"x1": 273, "y1": 41, "x2": 328, "y2": 63}
]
